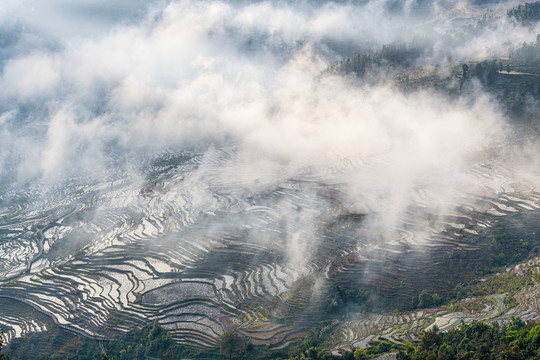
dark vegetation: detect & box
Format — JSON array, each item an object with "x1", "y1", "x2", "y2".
[
  {"x1": 508, "y1": 2, "x2": 540, "y2": 24},
  {"x1": 280, "y1": 318, "x2": 540, "y2": 359},
  {"x1": 321, "y1": 40, "x2": 427, "y2": 80},
  {"x1": 398, "y1": 317, "x2": 540, "y2": 360},
  {"x1": 220, "y1": 330, "x2": 253, "y2": 360},
  {"x1": 326, "y1": 286, "x2": 371, "y2": 314},
  {"x1": 0, "y1": 332, "x2": 9, "y2": 360},
  {"x1": 7, "y1": 320, "x2": 202, "y2": 360},
  {"x1": 8, "y1": 317, "x2": 540, "y2": 360},
  {"x1": 325, "y1": 285, "x2": 443, "y2": 315},
  {"x1": 274, "y1": 318, "x2": 540, "y2": 360}
]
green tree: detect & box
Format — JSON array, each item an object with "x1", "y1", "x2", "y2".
[
  {"x1": 432, "y1": 293, "x2": 441, "y2": 306},
  {"x1": 418, "y1": 290, "x2": 433, "y2": 309},
  {"x1": 100, "y1": 353, "x2": 117, "y2": 360},
  {"x1": 353, "y1": 348, "x2": 368, "y2": 360},
  {"x1": 0, "y1": 330, "x2": 9, "y2": 360},
  {"x1": 220, "y1": 330, "x2": 245, "y2": 360}
]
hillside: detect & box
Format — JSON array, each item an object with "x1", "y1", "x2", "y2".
[{"x1": 3, "y1": 1, "x2": 540, "y2": 360}]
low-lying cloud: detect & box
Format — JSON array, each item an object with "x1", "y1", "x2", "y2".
[{"x1": 0, "y1": 0, "x2": 535, "y2": 259}]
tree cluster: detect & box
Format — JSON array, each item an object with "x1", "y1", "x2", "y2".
[
  {"x1": 416, "y1": 290, "x2": 443, "y2": 309},
  {"x1": 508, "y1": 2, "x2": 540, "y2": 24},
  {"x1": 0, "y1": 331, "x2": 9, "y2": 360},
  {"x1": 398, "y1": 317, "x2": 540, "y2": 360},
  {"x1": 219, "y1": 330, "x2": 253, "y2": 360},
  {"x1": 326, "y1": 286, "x2": 373, "y2": 314},
  {"x1": 322, "y1": 41, "x2": 425, "y2": 79}
]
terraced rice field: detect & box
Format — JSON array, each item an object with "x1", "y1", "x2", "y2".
[
  {"x1": 330, "y1": 258, "x2": 540, "y2": 351},
  {"x1": 2, "y1": 147, "x2": 540, "y2": 351}
]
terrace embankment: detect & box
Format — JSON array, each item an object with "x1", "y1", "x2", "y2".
[{"x1": 1, "y1": 149, "x2": 540, "y2": 352}]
